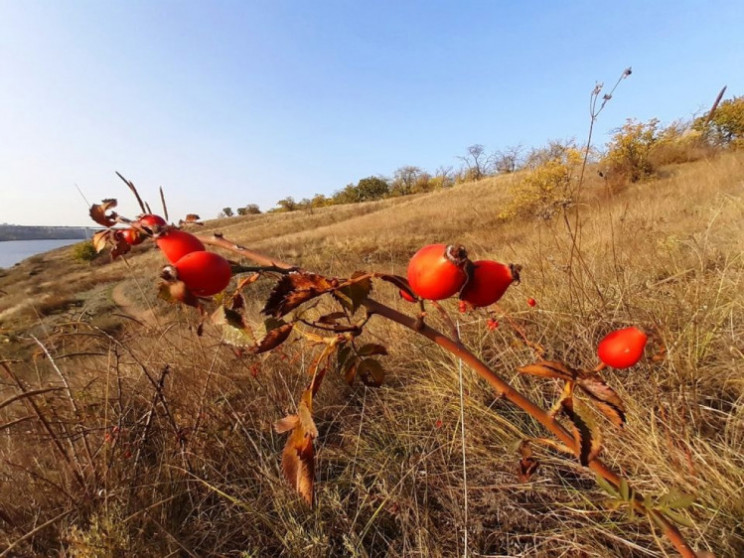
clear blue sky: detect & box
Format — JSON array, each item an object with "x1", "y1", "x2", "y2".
[{"x1": 1, "y1": 1, "x2": 742, "y2": 226}]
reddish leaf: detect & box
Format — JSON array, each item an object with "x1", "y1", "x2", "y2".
[
  {"x1": 516, "y1": 441, "x2": 540, "y2": 483},
  {"x1": 183, "y1": 214, "x2": 201, "y2": 223},
  {"x1": 518, "y1": 360, "x2": 577, "y2": 382},
  {"x1": 263, "y1": 272, "x2": 337, "y2": 317},
  {"x1": 578, "y1": 376, "x2": 627, "y2": 428},
  {"x1": 89, "y1": 199, "x2": 119, "y2": 227},
  {"x1": 252, "y1": 318, "x2": 293, "y2": 354},
  {"x1": 109, "y1": 233, "x2": 132, "y2": 259}
]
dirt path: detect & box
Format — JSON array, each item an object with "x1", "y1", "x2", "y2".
[{"x1": 111, "y1": 281, "x2": 160, "y2": 329}]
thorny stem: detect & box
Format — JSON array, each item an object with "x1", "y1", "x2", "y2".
[{"x1": 199, "y1": 233, "x2": 698, "y2": 558}]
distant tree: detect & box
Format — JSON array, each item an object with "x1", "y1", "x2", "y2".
[
  {"x1": 310, "y1": 194, "x2": 329, "y2": 208},
  {"x1": 275, "y1": 197, "x2": 299, "y2": 212},
  {"x1": 391, "y1": 166, "x2": 422, "y2": 196},
  {"x1": 694, "y1": 95, "x2": 744, "y2": 149},
  {"x1": 237, "y1": 204, "x2": 261, "y2": 216},
  {"x1": 524, "y1": 140, "x2": 577, "y2": 169},
  {"x1": 332, "y1": 184, "x2": 361, "y2": 205},
  {"x1": 493, "y1": 145, "x2": 524, "y2": 173},
  {"x1": 222, "y1": 207, "x2": 234, "y2": 218},
  {"x1": 356, "y1": 176, "x2": 389, "y2": 201},
  {"x1": 432, "y1": 166, "x2": 454, "y2": 189},
  {"x1": 458, "y1": 144, "x2": 489, "y2": 181}
]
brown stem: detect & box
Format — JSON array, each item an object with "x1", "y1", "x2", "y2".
[{"x1": 198, "y1": 233, "x2": 697, "y2": 558}]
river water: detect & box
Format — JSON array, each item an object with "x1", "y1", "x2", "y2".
[{"x1": 0, "y1": 239, "x2": 85, "y2": 269}]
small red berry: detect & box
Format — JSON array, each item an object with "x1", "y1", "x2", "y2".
[
  {"x1": 407, "y1": 244, "x2": 468, "y2": 300},
  {"x1": 527, "y1": 297, "x2": 537, "y2": 307},
  {"x1": 487, "y1": 318, "x2": 499, "y2": 330},
  {"x1": 458, "y1": 300, "x2": 468, "y2": 313},
  {"x1": 435, "y1": 419, "x2": 443, "y2": 429},
  {"x1": 597, "y1": 326, "x2": 648, "y2": 369}
]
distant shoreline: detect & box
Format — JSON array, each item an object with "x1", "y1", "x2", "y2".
[{"x1": 0, "y1": 225, "x2": 94, "y2": 242}]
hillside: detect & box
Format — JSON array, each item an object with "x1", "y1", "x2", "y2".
[{"x1": 0, "y1": 152, "x2": 742, "y2": 557}]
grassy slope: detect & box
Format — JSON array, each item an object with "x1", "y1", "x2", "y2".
[{"x1": 0, "y1": 153, "x2": 742, "y2": 557}]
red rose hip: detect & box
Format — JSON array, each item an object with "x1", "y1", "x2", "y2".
[
  {"x1": 407, "y1": 244, "x2": 468, "y2": 300},
  {"x1": 459, "y1": 260, "x2": 516, "y2": 307},
  {"x1": 174, "y1": 251, "x2": 232, "y2": 297},
  {"x1": 156, "y1": 229, "x2": 205, "y2": 264},
  {"x1": 597, "y1": 326, "x2": 648, "y2": 369}
]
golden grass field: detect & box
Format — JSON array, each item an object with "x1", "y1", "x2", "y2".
[{"x1": 0, "y1": 151, "x2": 743, "y2": 557}]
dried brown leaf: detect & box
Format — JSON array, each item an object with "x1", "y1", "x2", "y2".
[
  {"x1": 578, "y1": 376, "x2": 627, "y2": 428},
  {"x1": 92, "y1": 230, "x2": 110, "y2": 253},
  {"x1": 252, "y1": 318, "x2": 293, "y2": 354},
  {"x1": 356, "y1": 343, "x2": 388, "y2": 357},
  {"x1": 561, "y1": 397, "x2": 600, "y2": 466},
  {"x1": 274, "y1": 414, "x2": 299, "y2": 434},
  {"x1": 237, "y1": 273, "x2": 260, "y2": 290},
  {"x1": 89, "y1": 199, "x2": 119, "y2": 228},
  {"x1": 518, "y1": 360, "x2": 577, "y2": 382},
  {"x1": 263, "y1": 272, "x2": 337, "y2": 317},
  {"x1": 281, "y1": 429, "x2": 314, "y2": 507},
  {"x1": 358, "y1": 358, "x2": 385, "y2": 387},
  {"x1": 334, "y1": 273, "x2": 372, "y2": 314}
]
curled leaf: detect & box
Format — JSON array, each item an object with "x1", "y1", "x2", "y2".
[
  {"x1": 92, "y1": 230, "x2": 110, "y2": 253},
  {"x1": 578, "y1": 376, "x2": 627, "y2": 428},
  {"x1": 561, "y1": 397, "x2": 600, "y2": 466},
  {"x1": 274, "y1": 414, "x2": 299, "y2": 434},
  {"x1": 252, "y1": 318, "x2": 293, "y2": 354},
  {"x1": 89, "y1": 199, "x2": 119, "y2": 228},
  {"x1": 263, "y1": 272, "x2": 337, "y2": 317},
  {"x1": 358, "y1": 358, "x2": 385, "y2": 387},
  {"x1": 518, "y1": 360, "x2": 577, "y2": 382}
]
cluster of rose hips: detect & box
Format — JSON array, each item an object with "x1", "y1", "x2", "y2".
[
  {"x1": 403, "y1": 243, "x2": 648, "y2": 369},
  {"x1": 120, "y1": 214, "x2": 232, "y2": 297},
  {"x1": 404, "y1": 243, "x2": 518, "y2": 308}
]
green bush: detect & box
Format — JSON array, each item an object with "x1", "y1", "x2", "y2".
[{"x1": 72, "y1": 241, "x2": 98, "y2": 263}]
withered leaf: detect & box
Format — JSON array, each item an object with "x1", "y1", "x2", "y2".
[
  {"x1": 280, "y1": 390, "x2": 316, "y2": 507},
  {"x1": 515, "y1": 440, "x2": 539, "y2": 483},
  {"x1": 252, "y1": 318, "x2": 293, "y2": 354},
  {"x1": 211, "y1": 305, "x2": 245, "y2": 329},
  {"x1": 229, "y1": 292, "x2": 245, "y2": 311},
  {"x1": 183, "y1": 214, "x2": 201, "y2": 223},
  {"x1": 275, "y1": 414, "x2": 299, "y2": 434},
  {"x1": 358, "y1": 358, "x2": 385, "y2": 387},
  {"x1": 281, "y1": 428, "x2": 314, "y2": 507},
  {"x1": 92, "y1": 230, "x2": 110, "y2": 253},
  {"x1": 334, "y1": 273, "x2": 372, "y2": 314},
  {"x1": 518, "y1": 360, "x2": 577, "y2": 382},
  {"x1": 375, "y1": 273, "x2": 410, "y2": 292},
  {"x1": 89, "y1": 199, "x2": 119, "y2": 228},
  {"x1": 237, "y1": 273, "x2": 260, "y2": 290},
  {"x1": 263, "y1": 272, "x2": 337, "y2": 317},
  {"x1": 561, "y1": 398, "x2": 600, "y2": 466},
  {"x1": 317, "y1": 312, "x2": 348, "y2": 325},
  {"x1": 109, "y1": 233, "x2": 131, "y2": 259},
  {"x1": 578, "y1": 376, "x2": 627, "y2": 428},
  {"x1": 356, "y1": 343, "x2": 388, "y2": 357}
]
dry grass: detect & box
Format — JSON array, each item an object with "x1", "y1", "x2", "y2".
[{"x1": 0, "y1": 152, "x2": 743, "y2": 557}]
